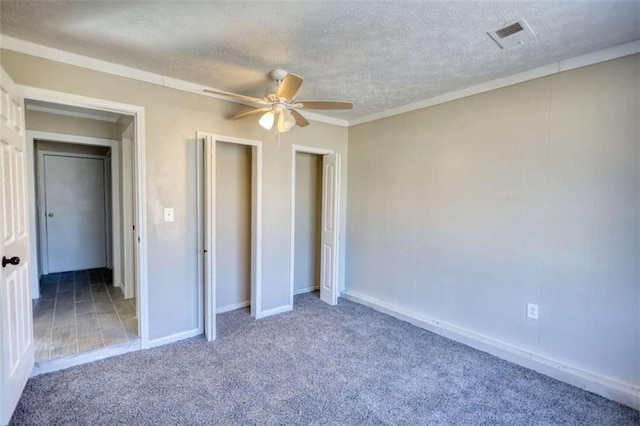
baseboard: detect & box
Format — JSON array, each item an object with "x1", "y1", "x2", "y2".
[
  {"x1": 217, "y1": 301, "x2": 250, "y2": 314},
  {"x1": 294, "y1": 285, "x2": 319, "y2": 295},
  {"x1": 257, "y1": 304, "x2": 292, "y2": 319},
  {"x1": 147, "y1": 328, "x2": 202, "y2": 349},
  {"x1": 32, "y1": 339, "x2": 141, "y2": 376},
  {"x1": 341, "y1": 290, "x2": 640, "y2": 411}
]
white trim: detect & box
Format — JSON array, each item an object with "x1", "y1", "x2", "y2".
[
  {"x1": 217, "y1": 301, "x2": 250, "y2": 314},
  {"x1": 349, "y1": 40, "x2": 640, "y2": 126},
  {"x1": 26, "y1": 131, "x2": 120, "y2": 298},
  {"x1": 294, "y1": 285, "x2": 319, "y2": 295},
  {"x1": 1, "y1": 36, "x2": 637, "y2": 129},
  {"x1": 31, "y1": 339, "x2": 140, "y2": 376},
  {"x1": 289, "y1": 145, "x2": 335, "y2": 310},
  {"x1": 259, "y1": 305, "x2": 292, "y2": 318},
  {"x1": 196, "y1": 133, "x2": 205, "y2": 337},
  {"x1": 341, "y1": 290, "x2": 640, "y2": 411},
  {"x1": 20, "y1": 87, "x2": 150, "y2": 349},
  {"x1": 558, "y1": 39, "x2": 640, "y2": 72},
  {"x1": 120, "y1": 123, "x2": 135, "y2": 299},
  {"x1": 147, "y1": 328, "x2": 201, "y2": 349},
  {"x1": 0, "y1": 35, "x2": 347, "y2": 128},
  {"x1": 36, "y1": 150, "x2": 112, "y2": 275},
  {"x1": 199, "y1": 133, "x2": 263, "y2": 339}
]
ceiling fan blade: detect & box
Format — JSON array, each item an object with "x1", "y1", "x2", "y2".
[
  {"x1": 298, "y1": 101, "x2": 353, "y2": 110},
  {"x1": 290, "y1": 109, "x2": 310, "y2": 127},
  {"x1": 203, "y1": 89, "x2": 270, "y2": 106},
  {"x1": 276, "y1": 73, "x2": 304, "y2": 100},
  {"x1": 230, "y1": 107, "x2": 271, "y2": 120}
]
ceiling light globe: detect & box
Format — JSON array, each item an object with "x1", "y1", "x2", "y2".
[{"x1": 258, "y1": 111, "x2": 275, "y2": 130}]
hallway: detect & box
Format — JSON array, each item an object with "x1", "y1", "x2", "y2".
[{"x1": 32, "y1": 269, "x2": 137, "y2": 362}]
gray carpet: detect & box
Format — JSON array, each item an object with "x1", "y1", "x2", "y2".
[{"x1": 10, "y1": 293, "x2": 640, "y2": 425}]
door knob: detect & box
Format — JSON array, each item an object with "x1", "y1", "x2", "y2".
[
  {"x1": 48, "y1": 213, "x2": 54, "y2": 217},
  {"x1": 2, "y1": 256, "x2": 20, "y2": 268}
]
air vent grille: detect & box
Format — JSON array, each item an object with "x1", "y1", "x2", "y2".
[
  {"x1": 488, "y1": 19, "x2": 536, "y2": 49},
  {"x1": 495, "y1": 22, "x2": 523, "y2": 39}
]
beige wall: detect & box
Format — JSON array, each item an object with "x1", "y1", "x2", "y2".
[
  {"x1": 293, "y1": 152, "x2": 322, "y2": 293},
  {"x1": 1, "y1": 49, "x2": 349, "y2": 341},
  {"x1": 347, "y1": 54, "x2": 640, "y2": 387},
  {"x1": 26, "y1": 109, "x2": 120, "y2": 139},
  {"x1": 216, "y1": 141, "x2": 251, "y2": 310}
]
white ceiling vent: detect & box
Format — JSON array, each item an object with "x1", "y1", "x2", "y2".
[{"x1": 488, "y1": 19, "x2": 536, "y2": 49}]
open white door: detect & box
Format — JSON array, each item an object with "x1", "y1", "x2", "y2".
[
  {"x1": 203, "y1": 136, "x2": 216, "y2": 341},
  {"x1": 0, "y1": 66, "x2": 34, "y2": 424},
  {"x1": 319, "y1": 153, "x2": 340, "y2": 305},
  {"x1": 121, "y1": 124, "x2": 135, "y2": 299}
]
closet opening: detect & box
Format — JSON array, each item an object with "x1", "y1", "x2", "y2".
[
  {"x1": 200, "y1": 133, "x2": 263, "y2": 341},
  {"x1": 292, "y1": 152, "x2": 323, "y2": 303}
]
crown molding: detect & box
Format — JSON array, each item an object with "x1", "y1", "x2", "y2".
[
  {"x1": 349, "y1": 39, "x2": 640, "y2": 126},
  {"x1": 0, "y1": 35, "x2": 349, "y2": 128},
  {"x1": 1, "y1": 34, "x2": 638, "y2": 129}
]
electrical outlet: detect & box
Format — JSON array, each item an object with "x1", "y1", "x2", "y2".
[{"x1": 527, "y1": 303, "x2": 539, "y2": 320}]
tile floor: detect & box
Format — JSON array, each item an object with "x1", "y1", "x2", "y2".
[{"x1": 33, "y1": 268, "x2": 138, "y2": 362}]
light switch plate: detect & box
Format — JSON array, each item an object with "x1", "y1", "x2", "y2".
[
  {"x1": 163, "y1": 208, "x2": 175, "y2": 223},
  {"x1": 527, "y1": 303, "x2": 539, "y2": 320}
]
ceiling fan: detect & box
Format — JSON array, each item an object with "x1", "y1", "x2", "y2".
[{"x1": 203, "y1": 69, "x2": 352, "y2": 132}]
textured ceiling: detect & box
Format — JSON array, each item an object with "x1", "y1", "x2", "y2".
[{"x1": 1, "y1": 1, "x2": 639, "y2": 120}]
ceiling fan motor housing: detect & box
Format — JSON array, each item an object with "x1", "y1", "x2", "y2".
[
  {"x1": 269, "y1": 69, "x2": 289, "y2": 82},
  {"x1": 266, "y1": 69, "x2": 288, "y2": 97}
]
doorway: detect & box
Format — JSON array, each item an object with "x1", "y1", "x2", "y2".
[
  {"x1": 200, "y1": 133, "x2": 263, "y2": 342},
  {"x1": 289, "y1": 145, "x2": 341, "y2": 308},
  {"x1": 215, "y1": 141, "x2": 252, "y2": 313},
  {"x1": 23, "y1": 98, "x2": 144, "y2": 364},
  {"x1": 39, "y1": 151, "x2": 108, "y2": 274},
  {"x1": 30, "y1": 137, "x2": 137, "y2": 362},
  {"x1": 1, "y1": 70, "x2": 149, "y2": 423}
]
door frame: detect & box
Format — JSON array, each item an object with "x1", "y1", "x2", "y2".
[
  {"x1": 34, "y1": 143, "x2": 116, "y2": 279},
  {"x1": 197, "y1": 132, "x2": 263, "y2": 341},
  {"x1": 20, "y1": 86, "x2": 150, "y2": 348},
  {"x1": 289, "y1": 145, "x2": 340, "y2": 308}
]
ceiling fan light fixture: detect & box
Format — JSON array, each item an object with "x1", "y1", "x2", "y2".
[
  {"x1": 211, "y1": 70, "x2": 353, "y2": 132},
  {"x1": 258, "y1": 111, "x2": 275, "y2": 130},
  {"x1": 277, "y1": 109, "x2": 296, "y2": 132}
]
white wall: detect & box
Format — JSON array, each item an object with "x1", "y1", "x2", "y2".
[
  {"x1": 216, "y1": 141, "x2": 251, "y2": 310},
  {"x1": 1, "y1": 49, "x2": 349, "y2": 341},
  {"x1": 293, "y1": 152, "x2": 322, "y2": 294},
  {"x1": 346, "y1": 54, "x2": 640, "y2": 389}
]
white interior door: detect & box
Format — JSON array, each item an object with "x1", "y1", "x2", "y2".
[
  {"x1": 203, "y1": 136, "x2": 216, "y2": 341},
  {"x1": 320, "y1": 153, "x2": 340, "y2": 305},
  {"x1": 44, "y1": 155, "x2": 107, "y2": 273},
  {"x1": 0, "y1": 66, "x2": 34, "y2": 425}
]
